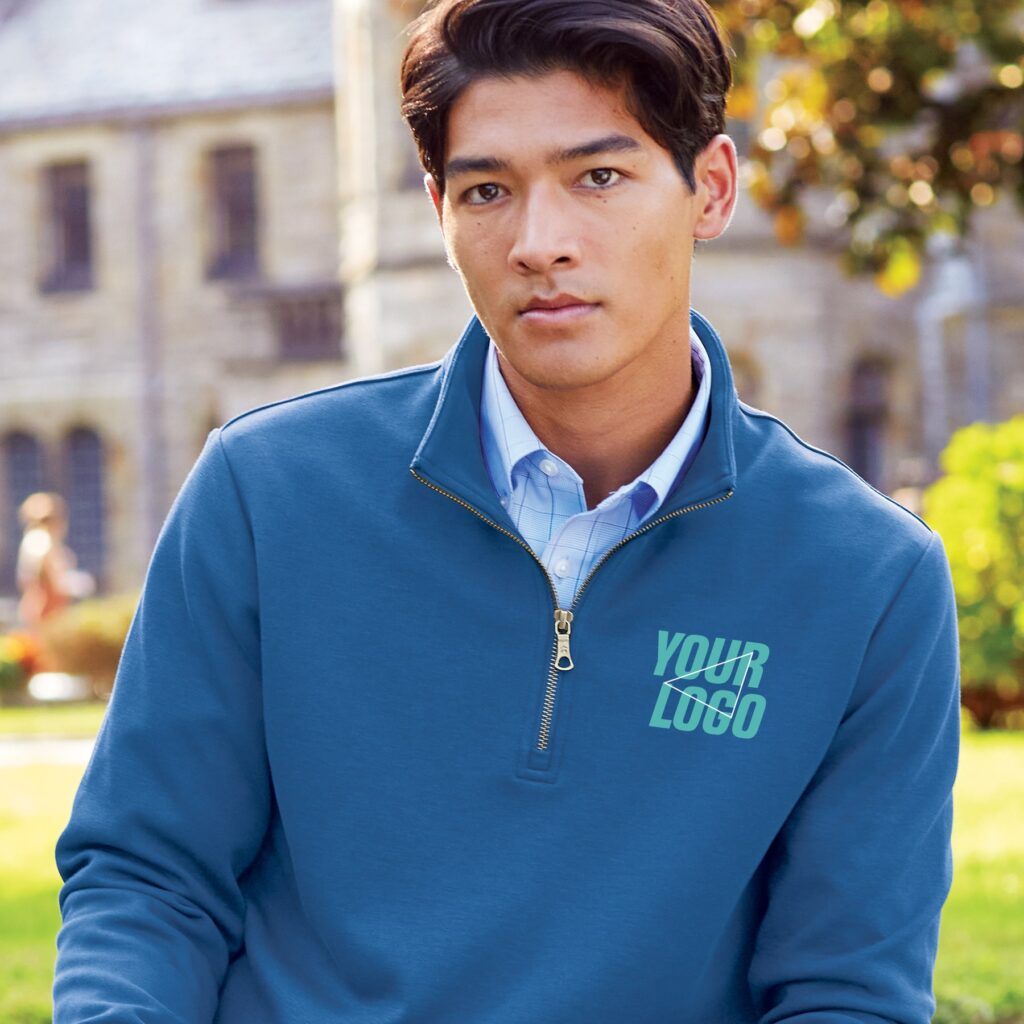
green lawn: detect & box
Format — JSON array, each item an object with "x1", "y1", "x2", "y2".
[
  {"x1": 0, "y1": 702, "x2": 107, "y2": 739},
  {"x1": 935, "y1": 727, "x2": 1024, "y2": 1021},
  {"x1": 1, "y1": 761, "x2": 85, "y2": 1024},
  {"x1": 1, "y1": 706, "x2": 1022, "y2": 1022}
]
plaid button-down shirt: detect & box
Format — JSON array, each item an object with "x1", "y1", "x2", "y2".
[{"x1": 479, "y1": 327, "x2": 712, "y2": 609}]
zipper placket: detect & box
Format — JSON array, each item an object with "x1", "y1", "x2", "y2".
[
  {"x1": 535, "y1": 487, "x2": 735, "y2": 750},
  {"x1": 410, "y1": 467, "x2": 735, "y2": 751}
]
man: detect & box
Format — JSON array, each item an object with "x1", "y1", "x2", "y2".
[{"x1": 54, "y1": 1, "x2": 961, "y2": 1021}]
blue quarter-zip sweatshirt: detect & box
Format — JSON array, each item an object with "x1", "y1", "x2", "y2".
[{"x1": 54, "y1": 309, "x2": 961, "y2": 1024}]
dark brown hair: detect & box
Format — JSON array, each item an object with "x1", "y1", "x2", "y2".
[{"x1": 399, "y1": 0, "x2": 733, "y2": 199}]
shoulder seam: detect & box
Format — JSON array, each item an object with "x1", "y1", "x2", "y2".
[
  {"x1": 738, "y1": 402, "x2": 934, "y2": 534},
  {"x1": 219, "y1": 360, "x2": 441, "y2": 431},
  {"x1": 212, "y1": 428, "x2": 254, "y2": 537},
  {"x1": 863, "y1": 529, "x2": 942, "y2": 655}
]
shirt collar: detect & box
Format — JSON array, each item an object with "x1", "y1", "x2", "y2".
[
  {"x1": 410, "y1": 310, "x2": 737, "y2": 524},
  {"x1": 479, "y1": 327, "x2": 712, "y2": 516}
]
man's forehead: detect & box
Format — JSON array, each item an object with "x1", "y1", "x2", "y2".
[{"x1": 443, "y1": 69, "x2": 647, "y2": 169}]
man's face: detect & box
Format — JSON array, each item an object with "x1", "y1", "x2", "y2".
[{"x1": 426, "y1": 69, "x2": 736, "y2": 394}]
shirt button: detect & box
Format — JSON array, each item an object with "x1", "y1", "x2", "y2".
[
  {"x1": 554, "y1": 558, "x2": 571, "y2": 577},
  {"x1": 499, "y1": 496, "x2": 509, "y2": 508},
  {"x1": 539, "y1": 458, "x2": 559, "y2": 477}
]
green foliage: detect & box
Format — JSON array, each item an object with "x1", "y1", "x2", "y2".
[
  {"x1": 923, "y1": 416, "x2": 1024, "y2": 705},
  {"x1": 712, "y1": 0, "x2": 1024, "y2": 294},
  {"x1": 0, "y1": 639, "x2": 29, "y2": 696},
  {"x1": 0, "y1": 633, "x2": 41, "y2": 699}
]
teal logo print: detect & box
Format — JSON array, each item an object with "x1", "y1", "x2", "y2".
[{"x1": 648, "y1": 631, "x2": 769, "y2": 740}]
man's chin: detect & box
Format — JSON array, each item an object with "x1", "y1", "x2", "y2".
[{"x1": 499, "y1": 348, "x2": 624, "y2": 394}]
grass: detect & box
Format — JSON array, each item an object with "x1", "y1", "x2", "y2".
[
  {"x1": 0, "y1": 702, "x2": 107, "y2": 739},
  {"x1": 0, "y1": 762, "x2": 83, "y2": 1023},
  {"x1": 934, "y1": 727, "x2": 1024, "y2": 1019},
  {"x1": 0, "y1": 706, "x2": 1022, "y2": 1022}
]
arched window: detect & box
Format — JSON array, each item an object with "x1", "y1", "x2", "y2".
[
  {"x1": 62, "y1": 427, "x2": 107, "y2": 591},
  {"x1": 847, "y1": 357, "x2": 890, "y2": 490},
  {"x1": 2, "y1": 432, "x2": 48, "y2": 591}
]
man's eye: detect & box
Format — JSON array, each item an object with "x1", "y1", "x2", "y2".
[
  {"x1": 464, "y1": 183, "x2": 505, "y2": 205},
  {"x1": 582, "y1": 168, "x2": 622, "y2": 188},
  {"x1": 462, "y1": 169, "x2": 621, "y2": 205}
]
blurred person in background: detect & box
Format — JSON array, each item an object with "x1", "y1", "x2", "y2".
[{"x1": 16, "y1": 492, "x2": 95, "y2": 631}]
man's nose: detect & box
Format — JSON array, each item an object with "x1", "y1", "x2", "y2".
[{"x1": 507, "y1": 187, "x2": 581, "y2": 273}]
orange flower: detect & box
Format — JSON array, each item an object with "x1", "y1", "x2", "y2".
[{"x1": 4, "y1": 631, "x2": 43, "y2": 674}]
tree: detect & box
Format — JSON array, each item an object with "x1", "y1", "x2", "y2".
[
  {"x1": 714, "y1": 0, "x2": 1024, "y2": 296},
  {"x1": 923, "y1": 415, "x2": 1024, "y2": 728}
]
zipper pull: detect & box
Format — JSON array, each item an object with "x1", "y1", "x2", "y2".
[{"x1": 554, "y1": 609, "x2": 574, "y2": 671}]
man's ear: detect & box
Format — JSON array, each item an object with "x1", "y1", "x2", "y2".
[
  {"x1": 693, "y1": 134, "x2": 739, "y2": 243},
  {"x1": 424, "y1": 173, "x2": 443, "y2": 225}
]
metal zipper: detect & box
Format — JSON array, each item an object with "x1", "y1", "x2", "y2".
[
  {"x1": 535, "y1": 486, "x2": 736, "y2": 750},
  {"x1": 410, "y1": 466, "x2": 735, "y2": 752},
  {"x1": 410, "y1": 467, "x2": 562, "y2": 603}
]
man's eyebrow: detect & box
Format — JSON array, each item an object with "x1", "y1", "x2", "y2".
[{"x1": 444, "y1": 133, "x2": 644, "y2": 181}]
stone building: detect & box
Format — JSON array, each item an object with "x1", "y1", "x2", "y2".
[
  {"x1": 1, "y1": 0, "x2": 1022, "y2": 622},
  {"x1": 0, "y1": 0, "x2": 343, "y2": 617}
]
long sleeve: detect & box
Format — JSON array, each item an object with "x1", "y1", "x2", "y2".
[
  {"x1": 748, "y1": 530, "x2": 961, "y2": 1024},
  {"x1": 53, "y1": 429, "x2": 271, "y2": 1023}
]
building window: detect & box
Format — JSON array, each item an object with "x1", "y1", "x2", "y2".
[
  {"x1": 847, "y1": 357, "x2": 890, "y2": 489},
  {"x1": 207, "y1": 145, "x2": 260, "y2": 280},
  {"x1": 2, "y1": 432, "x2": 48, "y2": 592},
  {"x1": 41, "y1": 161, "x2": 93, "y2": 293},
  {"x1": 270, "y1": 286, "x2": 344, "y2": 362},
  {"x1": 62, "y1": 427, "x2": 106, "y2": 591}
]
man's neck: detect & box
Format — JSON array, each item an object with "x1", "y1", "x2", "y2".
[{"x1": 495, "y1": 337, "x2": 696, "y2": 510}]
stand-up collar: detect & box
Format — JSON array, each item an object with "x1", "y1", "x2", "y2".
[{"x1": 410, "y1": 309, "x2": 738, "y2": 523}]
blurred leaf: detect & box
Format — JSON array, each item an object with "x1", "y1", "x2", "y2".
[
  {"x1": 874, "y1": 235, "x2": 923, "y2": 294},
  {"x1": 713, "y1": 0, "x2": 1024, "y2": 293},
  {"x1": 924, "y1": 416, "x2": 1024, "y2": 698}
]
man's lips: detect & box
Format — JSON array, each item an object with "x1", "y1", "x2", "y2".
[{"x1": 519, "y1": 302, "x2": 599, "y2": 323}]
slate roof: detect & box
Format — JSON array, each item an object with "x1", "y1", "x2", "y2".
[{"x1": 0, "y1": 0, "x2": 335, "y2": 128}]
